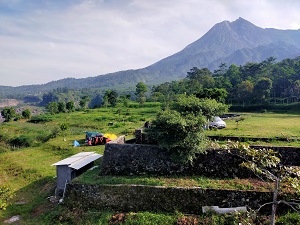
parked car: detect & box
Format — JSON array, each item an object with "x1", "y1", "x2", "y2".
[{"x1": 209, "y1": 116, "x2": 226, "y2": 129}]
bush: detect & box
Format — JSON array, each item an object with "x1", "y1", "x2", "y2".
[
  {"x1": 148, "y1": 109, "x2": 207, "y2": 164},
  {"x1": 28, "y1": 115, "x2": 52, "y2": 123},
  {"x1": 276, "y1": 212, "x2": 300, "y2": 225},
  {"x1": 9, "y1": 135, "x2": 34, "y2": 148},
  {"x1": 22, "y1": 109, "x2": 31, "y2": 119},
  {"x1": 0, "y1": 186, "x2": 14, "y2": 210},
  {"x1": 13, "y1": 114, "x2": 22, "y2": 121},
  {"x1": 147, "y1": 95, "x2": 228, "y2": 164}
]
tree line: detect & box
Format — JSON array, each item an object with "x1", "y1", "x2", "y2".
[
  {"x1": 3, "y1": 56, "x2": 299, "y2": 118},
  {"x1": 151, "y1": 56, "x2": 300, "y2": 106}
]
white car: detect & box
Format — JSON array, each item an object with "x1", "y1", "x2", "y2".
[{"x1": 209, "y1": 116, "x2": 226, "y2": 129}]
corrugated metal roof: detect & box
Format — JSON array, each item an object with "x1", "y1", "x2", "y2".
[{"x1": 52, "y1": 152, "x2": 102, "y2": 170}]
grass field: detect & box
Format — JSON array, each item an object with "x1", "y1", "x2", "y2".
[
  {"x1": 1, "y1": 102, "x2": 300, "y2": 224},
  {"x1": 206, "y1": 112, "x2": 300, "y2": 146}
]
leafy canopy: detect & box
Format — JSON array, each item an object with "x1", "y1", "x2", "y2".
[{"x1": 148, "y1": 95, "x2": 228, "y2": 164}]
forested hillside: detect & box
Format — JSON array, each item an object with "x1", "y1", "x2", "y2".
[
  {"x1": 152, "y1": 56, "x2": 300, "y2": 106},
  {"x1": 1, "y1": 56, "x2": 300, "y2": 110}
]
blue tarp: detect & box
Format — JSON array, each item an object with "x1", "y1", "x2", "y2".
[{"x1": 73, "y1": 140, "x2": 80, "y2": 147}]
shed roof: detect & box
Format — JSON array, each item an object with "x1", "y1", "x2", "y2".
[{"x1": 52, "y1": 152, "x2": 102, "y2": 170}]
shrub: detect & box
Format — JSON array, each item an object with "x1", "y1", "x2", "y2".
[
  {"x1": 0, "y1": 186, "x2": 14, "y2": 210},
  {"x1": 22, "y1": 109, "x2": 31, "y2": 119},
  {"x1": 28, "y1": 115, "x2": 52, "y2": 123},
  {"x1": 148, "y1": 109, "x2": 207, "y2": 164},
  {"x1": 276, "y1": 212, "x2": 300, "y2": 225},
  {"x1": 147, "y1": 95, "x2": 228, "y2": 164},
  {"x1": 9, "y1": 135, "x2": 34, "y2": 148}
]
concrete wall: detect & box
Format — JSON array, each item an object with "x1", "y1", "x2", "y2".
[{"x1": 56, "y1": 165, "x2": 73, "y2": 191}]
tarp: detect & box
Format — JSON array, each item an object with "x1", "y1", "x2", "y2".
[
  {"x1": 85, "y1": 132, "x2": 103, "y2": 138},
  {"x1": 104, "y1": 133, "x2": 117, "y2": 140},
  {"x1": 73, "y1": 140, "x2": 80, "y2": 147}
]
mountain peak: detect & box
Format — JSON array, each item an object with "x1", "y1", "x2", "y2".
[
  {"x1": 216, "y1": 17, "x2": 258, "y2": 31},
  {"x1": 5, "y1": 18, "x2": 300, "y2": 94},
  {"x1": 231, "y1": 17, "x2": 258, "y2": 28}
]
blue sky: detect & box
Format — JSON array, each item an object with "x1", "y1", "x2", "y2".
[{"x1": 0, "y1": 0, "x2": 300, "y2": 86}]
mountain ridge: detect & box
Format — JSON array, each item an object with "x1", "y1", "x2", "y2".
[{"x1": 1, "y1": 17, "x2": 300, "y2": 97}]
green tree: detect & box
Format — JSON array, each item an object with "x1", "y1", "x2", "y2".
[
  {"x1": 47, "y1": 102, "x2": 59, "y2": 115},
  {"x1": 79, "y1": 96, "x2": 90, "y2": 109},
  {"x1": 66, "y1": 101, "x2": 75, "y2": 112},
  {"x1": 148, "y1": 109, "x2": 207, "y2": 164},
  {"x1": 223, "y1": 141, "x2": 300, "y2": 225},
  {"x1": 60, "y1": 123, "x2": 68, "y2": 141},
  {"x1": 235, "y1": 80, "x2": 254, "y2": 105},
  {"x1": 1, "y1": 107, "x2": 16, "y2": 122},
  {"x1": 58, "y1": 102, "x2": 66, "y2": 113},
  {"x1": 21, "y1": 109, "x2": 31, "y2": 119},
  {"x1": 196, "y1": 88, "x2": 228, "y2": 103},
  {"x1": 225, "y1": 64, "x2": 242, "y2": 88},
  {"x1": 104, "y1": 90, "x2": 118, "y2": 107},
  {"x1": 186, "y1": 67, "x2": 215, "y2": 88},
  {"x1": 253, "y1": 77, "x2": 273, "y2": 104},
  {"x1": 213, "y1": 63, "x2": 228, "y2": 77},
  {"x1": 102, "y1": 95, "x2": 109, "y2": 108},
  {"x1": 148, "y1": 95, "x2": 228, "y2": 164},
  {"x1": 120, "y1": 95, "x2": 130, "y2": 108},
  {"x1": 135, "y1": 82, "x2": 148, "y2": 105},
  {"x1": 40, "y1": 92, "x2": 59, "y2": 106}
]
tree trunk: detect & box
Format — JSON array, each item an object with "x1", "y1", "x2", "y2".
[{"x1": 270, "y1": 179, "x2": 279, "y2": 225}]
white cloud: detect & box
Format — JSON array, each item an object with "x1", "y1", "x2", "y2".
[{"x1": 0, "y1": 0, "x2": 299, "y2": 86}]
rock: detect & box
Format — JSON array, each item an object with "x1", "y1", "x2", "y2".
[{"x1": 4, "y1": 215, "x2": 21, "y2": 224}]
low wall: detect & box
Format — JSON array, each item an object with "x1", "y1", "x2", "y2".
[
  {"x1": 64, "y1": 183, "x2": 276, "y2": 214},
  {"x1": 101, "y1": 137, "x2": 300, "y2": 177}
]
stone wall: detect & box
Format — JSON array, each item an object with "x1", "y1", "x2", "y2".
[
  {"x1": 102, "y1": 139, "x2": 251, "y2": 178},
  {"x1": 64, "y1": 183, "x2": 279, "y2": 214},
  {"x1": 101, "y1": 136, "x2": 300, "y2": 177},
  {"x1": 251, "y1": 145, "x2": 300, "y2": 166}
]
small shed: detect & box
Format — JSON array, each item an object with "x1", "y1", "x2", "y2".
[{"x1": 52, "y1": 152, "x2": 102, "y2": 193}]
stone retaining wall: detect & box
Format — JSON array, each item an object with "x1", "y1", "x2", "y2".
[
  {"x1": 101, "y1": 136, "x2": 300, "y2": 177},
  {"x1": 64, "y1": 183, "x2": 277, "y2": 214}
]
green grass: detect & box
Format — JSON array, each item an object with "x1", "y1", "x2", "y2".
[
  {"x1": 1, "y1": 103, "x2": 300, "y2": 224},
  {"x1": 205, "y1": 112, "x2": 300, "y2": 145}
]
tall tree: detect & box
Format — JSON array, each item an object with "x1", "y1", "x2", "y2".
[
  {"x1": 58, "y1": 102, "x2": 66, "y2": 113},
  {"x1": 253, "y1": 78, "x2": 273, "y2": 104},
  {"x1": 235, "y1": 80, "x2": 254, "y2": 104},
  {"x1": 47, "y1": 102, "x2": 59, "y2": 115},
  {"x1": 187, "y1": 67, "x2": 215, "y2": 88},
  {"x1": 135, "y1": 82, "x2": 147, "y2": 105},
  {"x1": 104, "y1": 90, "x2": 118, "y2": 107},
  {"x1": 79, "y1": 96, "x2": 90, "y2": 109},
  {"x1": 66, "y1": 101, "x2": 75, "y2": 112},
  {"x1": 196, "y1": 88, "x2": 228, "y2": 103}
]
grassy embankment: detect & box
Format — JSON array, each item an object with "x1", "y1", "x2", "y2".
[{"x1": 1, "y1": 102, "x2": 300, "y2": 224}]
